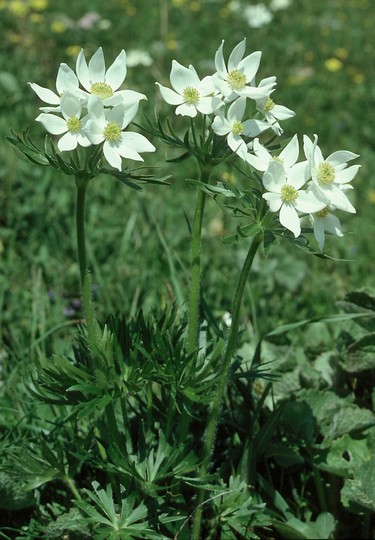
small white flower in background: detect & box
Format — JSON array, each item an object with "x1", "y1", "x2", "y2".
[
  {"x1": 76, "y1": 47, "x2": 146, "y2": 108},
  {"x1": 214, "y1": 38, "x2": 276, "y2": 102},
  {"x1": 36, "y1": 93, "x2": 91, "y2": 152},
  {"x1": 303, "y1": 135, "x2": 360, "y2": 213},
  {"x1": 243, "y1": 4, "x2": 273, "y2": 28},
  {"x1": 262, "y1": 159, "x2": 326, "y2": 238},
  {"x1": 308, "y1": 207, "x2": 344, "y2": 250},
  {"x1": 212, "y1": 97, "x2": 269, "y2": 157},
  {"x1": 84, "y1": 96, "x2": 155, "y2": 171},
  {"x1": 29, "y1": 63, "x2": 83, "y2": 113},
  {"x1": 126, "y1": 49, "x2": 153, "y2": 67},
  {"x1": 255, "y1": 93, "x2": 295, "y2": 135},
  {"x1": 270, "y1": 0, "x2": 292, "y2": 11},
  {"x1": 245, "y1": 134, "x2": 299, "y2": 172},
  {"x1": 156, "y1": 60, "x2": 222, "y2": 117}
]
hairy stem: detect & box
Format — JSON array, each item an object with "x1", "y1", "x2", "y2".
[
  {"x1": 191, "y1": 232, "x2": 263, "y2": 539},
  {"x1": 186, "y1": 166, "x2": 212, "y2": 356},
  {"x1": 75, "y1": 176, "x2": 100, "y2": 355}
]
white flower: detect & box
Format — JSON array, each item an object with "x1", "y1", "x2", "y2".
[
  {"x1": 243, "y1": 4, "x2": 273, "y2": 28},
  {"x1": 245, "y1": 134, "x2": 299, "y2": 171},
  {"x1": 255, "y1": 93, "x2": 295, "y2": 135},
  {"x1": 126, "y1": 49, "x2": 153, "y2": 67},
  {"x1": 29, "y1": 63, "x2": 83, "y2": 113},
  {"x1": 84, "y1": 96, "x2": 155, "y2": 171},
  {"x1": 213, "y1": 38, "x2": 276, "y2": 102},
  {"x1": 308, "y1": 207, "x2": 343, "y2": 250},
  {"x1": 156, "y1": 60, "x2": 222, "y2": 117},
  {"x1": 270, "y1": 0, "x2": 292, "y2": 11},
  {"x1": 303, "y1": 135, "x2": 360, "y2": 213},
  {"x1": 76, "y1": 47, "x2": 146, "y2": 108},
  {"x1": 263, "y1": 159, "x2": 326, "y2": 237},
  {"x1": 212, "y1": 97, "x2": 269, "y2": 157},
  {"x1": 35, "y1": 93, "x2": 91, "y2": 152}
]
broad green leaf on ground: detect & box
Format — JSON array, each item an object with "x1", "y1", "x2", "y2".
[
  {"x1": 341, "y1": 456, "x2": 375, "y2": 514},
  {"x1": 314, "y1": 429, "x2": 375, "y2": 477},
  {"x1": 272, "y1": 512, "x2": 336, "y2": 539},
  {"x1": 341, "y1": 332, "x2": 375, "y2": 373},
  {"x1": 297, "y1": 389, "x2": 375, "y2": 440}
]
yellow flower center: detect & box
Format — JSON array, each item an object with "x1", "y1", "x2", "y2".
[
  {"x1": 182, "y1": 86, "x2": 200, "y2": 105},
  {"x1": 227, "y1": 69, "x2": 246, "y2": 91},
  {"x1": 272, "y1": 155, "x2": 284, "y2": 164},
  {"x1": 281, "y1": 184, "x2": 298, "y2": 202},
  {"x1": 316, "y1": 207, "x2": 329, "y2": 218},
  {"x1": 232, "y1": 120, "x2": 244, "y2": 135},
  {"x1": 67, "y1": 116, "x2": 81, "y2": 133},
  {"x1": 91, "y1": 82, "x2": 114, "y2": 100},
  {"x1": 317, "y1": 162, "x2": 335, "y2": 185},
  {"x1": 265, "y1": 97, "x2": 275, "y2": 111},
  {"x1": 103, "y1": 121, "x2": 122, "y2": 142}
]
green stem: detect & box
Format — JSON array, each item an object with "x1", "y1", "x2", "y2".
[
  {"x1": 191, "y1": 232, "x2": 263, "y2": 539},
  {"x1": 75, "y1": 176, "x2": 100, "y2": 354},
  {"x1": 64, "y1": 475, "x2": 82, "y2": 501},
  {"x1": 186, "y1": 165, "x2": 212, "y2": 356}
]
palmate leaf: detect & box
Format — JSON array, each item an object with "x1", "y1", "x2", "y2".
[
  {"x1": 75, "y1": 481, "x2": 164, "y2": 539},
  {"x1": 210, "y1": 475, "x2": 270, "y2": 539},
  {"x1": 341, "y1": 456, "x2": 375, "y2": 514}
]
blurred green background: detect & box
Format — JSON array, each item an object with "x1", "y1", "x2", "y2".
[{"x1": 1, "y1": 0, "x2": 374, "y2": 364}]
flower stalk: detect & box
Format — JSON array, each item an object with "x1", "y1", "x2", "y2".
[
  {"x1": 75, "y1": 175, "x2": 101, "y2": 355},
  {"x1": 191, "y1": 230, "x2": 263, "y2": 539},
  {"x1": 186, "y1": 164, "x2": 213, "y2": 356}
]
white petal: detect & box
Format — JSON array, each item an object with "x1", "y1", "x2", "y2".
[
  {"x1": 29, "y1": 83, "x2": 60, "y2": 105},
  {"x1": 228, "y1": 133, "x2": 246, "y2": 155},
  {"x1": 263, "y1": 192, "x2": 283, "y2": 212},
  {"x1": 88, "y1": 47, "x2": 106, "y2": 83},
  {"x1": 198, "y1": 75, "x2": 216, "y2": 96},
  {"x1": 238, "y1": 51, "x2": 262, "y2": 83},
  {"x1": 279, "y1": 204, "x2": 301, "y2": 237},
  {"x1": 84, "y1": 119, "x2": 105, "y2": 144},
  {"x1": 227, "y1": 97, "x2": 246, "y2": 122},
  {"x1": 175, "y1": 102, "x2": 197, "y2": 117},
  {"x1": 323, "y1": 213, "x2": 344, "y2": 236},
  {"x1": 280, "y1": 134, "x2": 299, "y2": 167},
  {"x1": 196, "y1": 96, "x2": 220, "y2": 115},
  {"x1": 60, "y1": 93, "x2": 82, "y2": 119},
  {"x1": 327, "y1": 150, "x2": 359, "y2": 166},
  {"x1": 212, "y1": 115, "x2": 230, "y2": 136},
  {"x1": 334, "y1": 164, "x2": 360, "y2": 184},
  {"x1": 271, "y1": 104, "x2": 295, "y2": 120},
  {"x1": 105, "y1": 49, "x2": 127, "y2": 90},
  {"x1": 228, "y1": 39, "x2": 246, "y2": 70},
  {"x1": 318, "y1": 184, "x2": 356, "y2": 213},
  {"x1": 57, "y1": 131, "x2": 78, "y2": 152},
  {"x1": 36, "y1": 113, "x2": 67, "y2": 135},
  {"x1": 243, "y1": 119, "x2": 269, "y2": 137},
  {"x1": 265, "y1": 160, "x2": 285, "y2": 189},
  {"x1": 87, "y1": 94, "x2": 105, "y2": 121},
  {"x1": 295, "y1": 190, "x2": 327, "y2": 213},
  {"x1": 104, "y1": 89, "x2": 146, "y2": 107},
  {"x1": 313, "y1": 218, "x2": 325, "y2": 250},
  {"x1": 170, "y1": 60, "x2": 199, "y2": 94},
  {"x1": 214, "y1": 41, "x2": 227, "y2": 77},
  {"x1": 56, "y1": 63, "x2": 79, "y2": 94},
  {"x1": 156, "y1": 83, "x2": 184, "y2": 105},
  {"x1": 288, "y1": 161, "x2": 309, "y2": 189},
  {"x1": 120, "y1": 132, "x2": 155, "y2": 153},
  {"x1": 103, "y1": 141, "x2": 122, "y2": 170},
  {"x1": 76, "y1": 49, "x2": 91, "y2": 91}
]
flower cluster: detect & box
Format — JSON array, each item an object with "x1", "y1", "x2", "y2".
[
  {"x1": 30, "y1": 47, "x2": 155, "y2": 170},
  {"x1": 157, "y1": 39, "x2": 360, "y2": 250}
]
